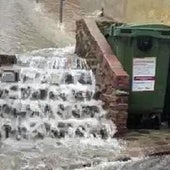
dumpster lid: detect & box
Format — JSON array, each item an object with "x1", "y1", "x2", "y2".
[
  {"x1": 118, "y1": 24, "x2": 170, "y2": 30},
  {"x1": 113, "y1": 23, "x2": 170, "y2": 38}
]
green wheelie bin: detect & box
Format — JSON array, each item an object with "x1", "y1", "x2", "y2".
[{"x1": 105, "y1": 24, "x2": 170, "y2": 128}]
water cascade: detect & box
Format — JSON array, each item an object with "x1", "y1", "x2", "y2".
[{"x1": 0, "y1": 47, "x2": 116, "y2": 141}]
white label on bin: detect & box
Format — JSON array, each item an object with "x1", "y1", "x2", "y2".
[{"x1": 132, "y1": 57, "x2": 156, "y2": 92}]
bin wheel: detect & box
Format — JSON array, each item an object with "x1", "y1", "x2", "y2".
[
  {"x1": 149, "y1": 113, "x2": 160, "y2": 129},
  {"x1": 140, "y1": 113, "x2": 160, "y2": 129},
  {"x1": 168, "y1": 117, "x2": 170, "y2": 128}
]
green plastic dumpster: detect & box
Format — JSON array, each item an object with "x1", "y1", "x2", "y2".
[{"x1": 105, "y1": 24, "x2": 170, "y2": 128}]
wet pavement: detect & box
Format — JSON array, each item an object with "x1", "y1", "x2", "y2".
[
  {"x1": 0, "y1": 0, "x2": 80, "y2": 54},
  {"x1": 123, "y1": 129, "x2": 170, "y2": 157},
  {"x1": 0, "y1": 0, "x2": 56, "y2": 54}
]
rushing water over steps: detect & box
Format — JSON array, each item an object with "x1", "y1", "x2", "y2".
[
  {"x1": 0, "y1": 50, "x2": 169, "y2": 170},
  {"x1": 0, "y1": 47, "x2": 116, "y2": 141},
  {"x1": 1, "y1": 0, "x2": 169, "y2": 169},
  {"x1": 0, "y1": 48, "x2": 122, "y2": 170}
]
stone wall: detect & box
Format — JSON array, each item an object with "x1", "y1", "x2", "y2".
[
  {"x1": 0, "y1": 54, "x2": 17, "y2": 66},
  {"x1": 75, "y1": 19, "x2": 129, "y2": 135}
]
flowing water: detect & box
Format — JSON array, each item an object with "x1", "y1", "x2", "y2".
[
  {"x1": 0, "y1": 0, "x2": 76, "y2": 54},
  {"x1": 0, "y1": 47, "x2": 124, "y2": 170},
  {"x1": 0, "y1": 47, "x2": 116, "y2": 140},
  {"x1": 0, "y1": 0, "x2": 170, "y2": 169}
]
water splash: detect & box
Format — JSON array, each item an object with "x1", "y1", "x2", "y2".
[
  {"x1": 34, "y1": 2, "x2": 42, "y2": 13},
  {"x1": 57, "y1": 22, "x2": 66, "y2": 32},
  {"x1": 0, "y1": 47, "x2": 117, "y2": 141}
]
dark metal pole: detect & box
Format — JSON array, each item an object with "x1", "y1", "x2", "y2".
[{"x1": 59, "y1": 0, "x2": 65, "y2": 24}]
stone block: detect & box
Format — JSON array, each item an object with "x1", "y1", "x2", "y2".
[
  {"x1": 101, "y1": 94, "x2": 117, "y2": 103},
  {"x1": 49, "y1": 73, "x2": 60, "y2": 85},
  {"x1": 40, "y1": 89, "x2": 48, "y2": 100},
  {"x1": 1, "y1": 70, "x2": 19, "y2": 82},
  {"x1": 116, "y1": 90, "x2": 129, "y2": 96},
  {"x1": 64, "y1": 74, "x2": 74, "y2": 84},
  {"x1": 0, "y1": 54, "x2": 17, "y2": 66},
  {"x1": 110, "y1": 103, "x2": 128, "y2": 111}
]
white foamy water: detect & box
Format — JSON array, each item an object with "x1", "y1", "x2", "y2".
[
  {"x1": 0, "y1": 47, "x2": 117, "y2": 141},
  {"x1": 0, "y1": 47, "x2": 127, "y2": 170}
]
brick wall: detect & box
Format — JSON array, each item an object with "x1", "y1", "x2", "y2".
[{"x1": 75, "y1": 19, "x2": 129, "y2": 135}]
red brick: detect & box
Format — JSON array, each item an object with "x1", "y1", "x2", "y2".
[
  {"x1": 75, "y1": 19, "x2": 130, "y2": 135},
  {"x1": 110, "y1": 104, "x2": 128, "y2": 111}
]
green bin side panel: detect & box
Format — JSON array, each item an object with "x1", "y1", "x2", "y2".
[
  {"x1": 107, "y1": 37, "x2": 116, "y2": 55},
  {"x1": 115, "y1": 37, "x2": 170, "y2": 114},
  {"x1": 163, "y1": 56, "x2": 170, "y2": 120}
]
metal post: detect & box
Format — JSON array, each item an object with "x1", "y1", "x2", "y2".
[{"x1": 59, "y1": 0, "x2": 65, "y2": 24}]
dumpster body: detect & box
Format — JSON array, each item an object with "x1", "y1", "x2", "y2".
[{"x1": 105, "y1": 24, "x2": 170, "y2": 128}]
